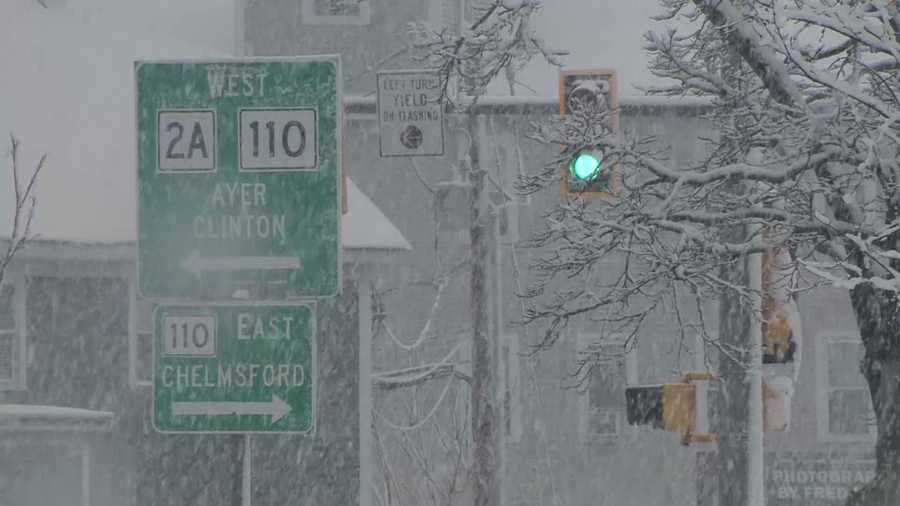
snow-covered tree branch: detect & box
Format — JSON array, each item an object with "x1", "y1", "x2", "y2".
[
  {"x1": 1, "y1": 133, "x2": 43, "y2": 288},
  {"x1": 520, "y1": 1, "x2": 900, "y2": 503}
]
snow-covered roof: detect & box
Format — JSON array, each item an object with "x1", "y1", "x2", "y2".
[
  {"x1": 343, "y1": 179, "x2": 412, "y2": 251},
  {"x1": 0, "y1": 0, "x2": 411, "y2": 253},
  {"x1": 0, "y1": 404, "x2": 115, "y2": 432}
]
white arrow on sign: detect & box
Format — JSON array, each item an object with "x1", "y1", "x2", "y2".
[
  {"x1": 181, "y1": 253, "x2": 301, "y2": 276},
  {"x1": 172, "y1": 395, "x2": 291, "y2": 423}
]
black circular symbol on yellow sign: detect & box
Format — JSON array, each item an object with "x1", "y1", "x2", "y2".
[{"x1": 400, "y1": 125, "x2": 423, "y2": 150}]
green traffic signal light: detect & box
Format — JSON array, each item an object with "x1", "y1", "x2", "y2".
[{"x1": 569, "y1": 151, "x2": 603, "y2": 181}]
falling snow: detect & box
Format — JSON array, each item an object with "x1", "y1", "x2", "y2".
[{"x1": 2, "y1": 0, "x2": 898, "y2": 505}]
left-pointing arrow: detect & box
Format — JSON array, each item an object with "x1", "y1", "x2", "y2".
[
  {"x1": 181, "y1": 253, "x2": 301, "y2": 276},
  {"x1": 172, "y1": 395, "x2": 291, "y2": 423}
]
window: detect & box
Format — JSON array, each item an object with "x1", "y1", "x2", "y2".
[
  {"x1": 579, "y1": 334, "x2": 637, "y2": 441},
  {"x1": 129, "y1": 280, "x2": 154, "y2": 388},
  {"x1": 817, "y1": 333, "x2": 876, "y2": 441},
  {"x1": 301, "y1": 0, "x2": 371, "y2": 25},
  {"x1": 0, "y1": 272, "x2": 26, "y2": 390}
]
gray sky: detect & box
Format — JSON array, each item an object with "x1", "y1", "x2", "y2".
[
  {"x1": 520, "y1": 0, "x2": 665, "y2": 96},
  {"x1": 0, "y1": 0, "x2": 666, "y2": 241}
]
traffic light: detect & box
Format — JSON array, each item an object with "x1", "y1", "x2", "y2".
[
  {"x1": 558, "y1": 68, "x2": 619, "y2": 198},
  {"x1": 625, "y1": 383, "x2": 696, "y2": 432},
  {"x1": 626, "y1": 373, "x2": 791, "y2": 445}
]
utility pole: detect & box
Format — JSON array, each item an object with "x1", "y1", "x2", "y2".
[{"x1": 468, "y1": 109, "x2": 500, "y2": 506}]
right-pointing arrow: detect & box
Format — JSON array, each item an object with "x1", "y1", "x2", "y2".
[{"x1": 172, "y1": 395, "x2": 291, "y2": 423}]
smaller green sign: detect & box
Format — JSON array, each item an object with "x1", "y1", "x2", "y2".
[{"x1": 153, "y1": 303, "x2": 315, "y2": 433}]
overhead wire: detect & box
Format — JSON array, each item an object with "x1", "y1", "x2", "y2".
[{"x1": 373, "y1": 372, "x2": 458, "y2": 432}]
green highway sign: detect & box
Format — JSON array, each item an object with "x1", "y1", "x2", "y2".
[
  {"x1": 153, "y1": 303, "x2": 315, "y2": 433},
  {"x1": 135, "y1": 57, "x2": 341, "y2": 299}
]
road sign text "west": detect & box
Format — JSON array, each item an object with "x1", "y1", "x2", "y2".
[{"x1": 136, "y1": 57, "x2": 342, "y2": 300}]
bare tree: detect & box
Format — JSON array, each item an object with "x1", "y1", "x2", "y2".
[
  {"x1": 519, "y1": 1, "x2": 900, "y2": 504},
  {"x1": 1, "y1": 134, "x2": 44, "y2": 288}
]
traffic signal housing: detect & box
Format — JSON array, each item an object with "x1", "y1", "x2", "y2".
[
  {"x1": 559, "y1": 69, "x2": 619, "y2": 198},
  {"x1": 625, "y1": 383, "x2": 696, "y2": 432}
]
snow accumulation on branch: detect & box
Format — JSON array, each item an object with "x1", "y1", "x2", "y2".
[
  {"x1": 518, "y1": 0, "x2": 900, "y2": 359},
  {"x1": 372, "y1": 338, "x2": 470, "y2": 390}
]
